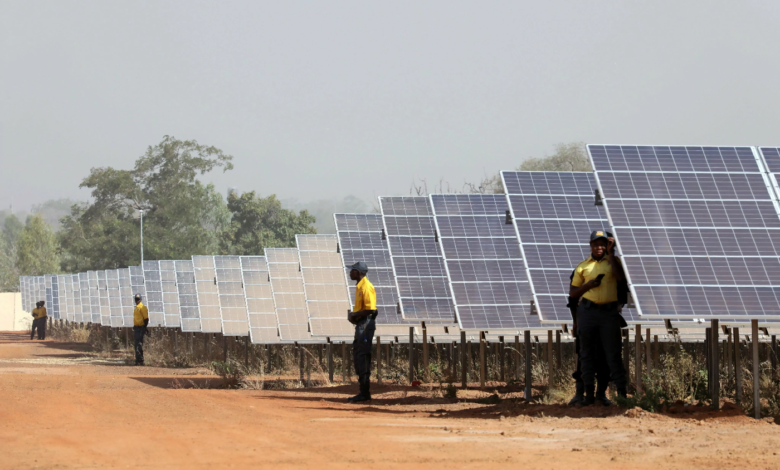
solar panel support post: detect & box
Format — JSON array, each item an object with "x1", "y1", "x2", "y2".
[
  {"x1": 514, "y1": 336, "x2": 520, "y2": 382},
  {"x1": 205, "y1": 334, "x2": 210, "y2": 360},
  {"x1": 448, "y1": 341, "x2": 454, "y2": 381},
  {"x1": 222, "y1": 334, "x2": 228, "y2": 363},
  {"x1": 547, "y1": 330, "x2": 554, "y2": 387},
  {"x1": 653, "y1": 335, "x2": 659, "y2": 370},
  {"x1": 705, "y1": 328, "x2": 711, "y2": 397},
  {"x1": 422, "y1": 323, "x2": 429, "y2": 382},
  {"x1": 460, "y1": 331, "x2": 467, "y2": 388},
  {"x1": 299, "y1": 344, "x2": 305, "y2": 385},
  {"x1": 634, "y1": 325, "x2": 642, "y2": 395},
  {"x1": 327, "y1": 341, "x2": 334, "y2": 383},
  {"x1": 479, "y1": 332, "x2": 486, "y2": 388},
  {"x1": 645, "y1": 328, "x2": 651, "y2": 375},
  {"x1": 524, "y1": 330, "x2": 532, "y2": 400},
  {"x1": 734, "y1": 327, "x2": 742, "y2": 404},
  {"x1": 711, "y1": 320, "x2": 719, "y2": 410},
  {"x1": 244, "y1": 336, "x2": 249, "y2": 367},
  {"x1": 772, "y1": 335, "x2": 777, "y2": 381},
  {"x1": 376, "y1": 336, "x2": 382, "y2": 385},
  {"x1": 555, "y1": 331, "x2": 562, "y2": 373},
  {"x1": 173, "y1": 329, "x2": 177, "y2": 364},
  {"x1": 408, "y1": 327, "x2": 414, "y2": 383},
  {"x1": 342, "y1": 341, "x2": 348, "y2": 383},
  {"x1": 726, "y1": 329, "x2": 733, "y2": 383},
  {"x1": 499, "y1": 336, "x2": 505, "y2": 383},
  {"x1": 752, "y1": 320, "x2": 761, "y2": 419}
]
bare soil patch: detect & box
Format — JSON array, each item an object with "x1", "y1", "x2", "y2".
[{"x1": 1, "y1": 332, "x2": 778, "y2": 469}]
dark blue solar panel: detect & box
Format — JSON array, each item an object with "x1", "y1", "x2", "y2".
[
  {"x1": 435, "y1": 216, "x2": 515, "y2": 238},
  {"x1": 521, "y1": 245, "x2": 590, "y2": 269},
  {"x1": 388, "y1": 236, "x2": 440, "y2": 256},
  {"x1": 516, "y1": 220, "x2": 610, "y2": 244},
  {"x1": 588, "y1": 145, "x2": 759, "y2": 173},
  {"x1": 391, "y1": 256, "x2": 447, "y2": 277},
  {"x1": 337, "y1": 232, "x2": 387, "y2": 251},
  {"x1": 430, "y1": 194, "x2": 509, "y2": 215},
  {"x1": 334, "y1": 214, "x2": 384, "y2": 231},
  {"x1": 607, "y1": 200, "x2": 780, "y2": 228},
  {"x1": 501, "y1": 171, "x2": 594, "y2": 196},
  {"x1": 509, "y1": 195, "x2": 604, "y2": 220},
  {"x1": 340, "y1": 249, "x2": 392, "y2": 269},
  {"x1": 440, "y1": 237, "x2": 522, "y2": 260},
  {"x1": 384, "y1": 216, "x2": 436, "y2": 236},
  {"x1": 759, "y1": 147, "x2": 780, "y2": 173},
  {"x1": 598, "y1": 172, "x2": 771, "y2": 200},
  {"x1": 445, "y1": 260, "x2": 528, "y2": 282},
  {"x1": 614, "y1": 228, "x2": 780, "y2": 257}
]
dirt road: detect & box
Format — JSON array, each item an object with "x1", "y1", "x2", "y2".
[{"x1": 0, "y1": 332, "x2": 778, "y2": 469}]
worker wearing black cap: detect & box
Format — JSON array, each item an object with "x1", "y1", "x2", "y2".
[
  {"x1": 133, "y1": 294, "x2": 149, "y2": 366},
  {"x1": 570, "y1": 230, "x2": 628, "y2": 405},
  {"x1": 346, "y1": 261, "x2": 377, "y2": 403},
  {"x1": 31, "y1": 301, "x2": 47, "y2": 340}
]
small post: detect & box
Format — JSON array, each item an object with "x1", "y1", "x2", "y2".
[
  {"x1": 556, "y1": 331, "x2": 562, "y2": 372},
  {"x1": 514, "y1": 335, "x2": 521, "y2": 382},
  {"x1": 772, "y1": 335, "x2": 777, "y2": 381},
  {"x1": 173, "y1": 329, "x2": 178, "y2": 363},
  {"x1": 306, "y1": 346, "x2": 311, "y2": 387},
  {"x1": 524, "y1": 330, "x2": 532, "y2": 400},
  {"x1": 705, "y1": 328, "x2": 711, "y2": 396},
  {"x1": 327, "y1": 340, "x2": 334, "y2": 383},
  {"x1": 244, "y1": 336, "x2": 249, "y2": 367},
  {"x1": 460, "y1": 330, "x2": 467, "y2": 388},
  {"x1": 752, "y1": 320, "x2": 761, "y2": 419},
  {"x1": 734, "y1": 327, "x2": 742, "y2": 403},
  {"x1": 547, "y1": 330, "x2": 554, "y2": 387},
  {"x1": 223, "y1": 335, "x2": 228, "y2": 362},
  {"x1": 205, "y1": 333, "x2": 211, "y2": 359},
  {"x1": 449, "y1": 341, "x2": 455, "y2": 381},
  {"x1": 265, "y1": 344, "x2": 272, "y2": 373},
  {"x1": 727, "y1": 328, "x2": 733, "y2": 383},
  {"x1": 408, "y1": 327, "x2": 414, "y2": 383},
  {"x1": 342, "y1": 341, "x2": 347, "y2": 383},
  {"x1": 125, "y1": 328, "x2": 129, "y2": 349},
  {"x1": 318, "y1": 344, "x2": 323, "y2": 367},
  {"x1": 635, "y1": 324, "x2": 642, "y2": 395},
  {"x1": 422, "y1": 323, "x2": 428, "y2": 382},
  {"x1": 645, "y1": 328, "x2": 651, "y2": 374},
  {"x1": 299, "y1": 345, "x2": 305, "y2": 384},
  {"x1": 499, "y1": 336, "x2": 505, "y2": 382},
  {"x1": 479, "y1": 332, "x2": 486, "y2": 387},
  {"x1": 653, "y1": 334, "x2": 659, "y2": 369},
  {"x1": 376, "y1": 336, "x2": 382, "y2": 384},
  {"x1": 622, "y1": 329, "x2": 630, "y2": 377},
  {"x1": 711, "y1": 319, "x2": 719, "y2": 410}
]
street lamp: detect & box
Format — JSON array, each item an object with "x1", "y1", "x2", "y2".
[{"x1": 132, "y1": 205, "x2": 151, "y2": 265}]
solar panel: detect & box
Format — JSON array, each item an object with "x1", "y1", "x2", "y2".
[
  {"x1": 175, "y1": 260, "x2": 200, "y2": 332},
  {"x1": 241, "y1": 256, "x2": 281, "y2": 344},
  {"x1": 97, "y1": 270, "x2": 111, "y2": 325},
  {"x1": 116, "y1": 268, "x2": 133, "y2": 327},
  {"x1": 215, "y1": 255, "x2": 249, "y2": 336},
  {"x1": 143, "y1": 261, "x2": 165, "y2": 326},
  {"x1": 590, "y1": 145, "x2": 780, "y2": 320},
  {"x1": 79, "y1": 273, "x2": 90, "y2": 323},
  {"x1": 297, "y1": 234, "x2": 354, "y2": 338},
  {"x1": 379, "y1": 197, "x2": 456, "y2": 322},
  {"x1": 266, "y1": 247, "x2": 313, "y2": 342},
  {"x1": 57, "y1": 275, "x2": 71, "y2": 321},
  {"x1": 160, "y1": 260, "x2": 181, "y2": 327},
  {"x1": 192, "y1": 256, "x2": 221, "y2": 333},
  {"x1": 52, "y1": 275, "x2": 62, "y2": 319},
  {"x1": 87, "y1": 271, "x2": 101, "y2": 324},
  {"x1": 503, "y1": 171, "x2": 642, "y2": 324},
  {"x1": 430, "y1": 194, "x2": 541, "y2": 332},
  {"x1": 334, "y1": 213, "x2": 416, "y2": 337},
  {"x1": 107, "y1": 270, "x2": 122, "y2": 327},
  {"x1": 45, "y1": 275, "x2": 53, "y2": 317}
]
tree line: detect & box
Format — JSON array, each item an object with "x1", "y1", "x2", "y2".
[{"x1": 0, "y1": 136, "x2": 316, "y2": 291}]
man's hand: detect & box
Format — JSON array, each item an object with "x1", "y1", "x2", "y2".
[{"x1": 607, "y1": 237, "x2": 615, "y2": 255}]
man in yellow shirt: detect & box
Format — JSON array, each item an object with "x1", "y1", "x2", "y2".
[
  {"x1": 346, "y1": 261, "x2": 377, "y2": 403},
  {"x1": 133, "y1": 294, "x2": 149, "y2": 366},
  {"x1": 570, "y1": 231, "x2": 628, "y2": 406},
  {"x1": 30, "y1": 301, "x2": 47, "y2": 340}
]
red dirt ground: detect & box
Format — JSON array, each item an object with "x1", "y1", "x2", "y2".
[{"x1": 1, "y1": 331, "x2": 779, "y2": 469}]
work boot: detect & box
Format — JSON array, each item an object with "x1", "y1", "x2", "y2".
[
  {"x1": 595, "y1": 394, "x2": 614, "y2": 406},
  {"x1": 347, "y1": 394, "x2": 370, "y2": 403},
  {"x1": 568, "y1": 381, "x2": 584, "y2": 406},
  {"x1": 580, "y1": 385, "x2": 596, "y2": 406},
  {"x1": 616, "y1": 385, "x2": 628, "y2": 398}
]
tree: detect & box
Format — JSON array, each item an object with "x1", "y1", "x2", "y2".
[
  {"x1": 16, "y1": 214, "x2": 60, "y2": 276},
  {"x1": 58, "y1": 136, "x2": 233, "y2": 271},
  {"x1": 30, "y1": 198, "x2": 82, "y2": 229},
  {"x1": 222, "y1": 191, "x2": 317, "y2": 255},
  {"x1": 0, "y1": 235, "x2": 18, "y2": 291},
  {"x1": 519, "y1": 142, "x2": 591, "y2": 172},
  {"x1": 3, "y1": 214, "x2": 24, "y2": 246}
]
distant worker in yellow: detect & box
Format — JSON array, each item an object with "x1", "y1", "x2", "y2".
[
  {"x1": 133, "y1": 294, "x2": 149, "y2": 366},
  {"x1": 346, "y1": 261, "x2": 377, "y2": 403},
  {"x1": 30, "y1": 300, "x2": 47, "y2": 340}
]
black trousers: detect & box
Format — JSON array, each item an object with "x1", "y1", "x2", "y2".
[
  {"x1": 352, "y1": 318, "x2": 376, "y2": 395},
  {"x1": 577, "y1": 302, "x2": 626, "y2": 390},
  {"x1": 133, "y1": 326, "x2": 146, "y2": 365},
  {"x1": 573, "y1": 336, "x2": 611, "y2": 395},
  {"x1": 31, "y1": 318, "x2": 46, "y2": 340}
]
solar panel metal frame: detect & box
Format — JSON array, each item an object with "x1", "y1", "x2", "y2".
[
  {"x1": 334, "y1": 213, "x2": 417, "y2": 337},
  {"x1": 129, "y1": 266, "x2": 146, "y2": 326},
  {"x1": 502, "y1": 171, "x2": 642, "y2": 325},
  {"x1": 215, "y1": 255, "x2": 250, "y2": 336},
  {"x1": 71, "y1": 274, "x2": 82, "y2": 323},
  {"x1": 266, "y1": 247, "x2": 315, "y2": 343},
  {"x1": 97, "y1": 270, "x2": 111, "y2": 325},
  {"x1": 590, "y1": 145, "x2": 780, "y2": 321},
  {"x1": 175, "y1": 260, "x2": 201, "y2": 332},
  {"x1": 379, "y1": 197, "x2": 457, "y2": 323},
  {"x1": 297, "y1": 234, "x2": 354, "y2": 339},
  {"x1": 429, "y1": 194, "x2": 539, "y2": 332},
  {"x1": 45, "y1": 275, "x2": 53, "y2": 318},
  {"x1": 241, "y1": 256, "x2": 281, "y2": 344},
  {"x1": 116, "y1": 268, "x2": 133, "y2": 327},
  {"x1": 57, "y1": 275, "x2": 72, "y2": 321},
  {"x1": 79, "y1": 272, "x2": 90, "y2": 323},
  {"x1": 87, "y1": 271, "x2": 101, "y2": 324},
  {"x1": 193, "y1": 256, "x2": 222, "y2": 333}
]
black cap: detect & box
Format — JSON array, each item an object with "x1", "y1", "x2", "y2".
[
  {"x1": 590, "y1": 230, "x2": 609, "y2": 242},
  {"x1": 134, "y1": 294, "x2": 142, "y2": 301},
  {"x1": 348, "y1": 261, "x2": 368, "y2": 274}
]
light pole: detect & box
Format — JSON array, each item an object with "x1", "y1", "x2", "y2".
[{"x1": 139, "y1": 209, "x2": 145, "y2": 266}]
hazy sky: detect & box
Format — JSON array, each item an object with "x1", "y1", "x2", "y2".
[{"x1": 3, "y1": 1, "x2": 780, "y2": 211}]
